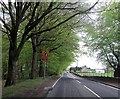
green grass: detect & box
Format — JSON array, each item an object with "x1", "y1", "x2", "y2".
[
  {"x1": 3, "y1": 77, "x2": 49, "y2": 97},
  {"x1": 76, "y1": 72, "x2": 114, "y2": 77}
]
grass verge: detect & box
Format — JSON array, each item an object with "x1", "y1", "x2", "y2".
[
  {"x1": 2, "y1": 77, "x2": 49, "y2": 97},
  {"x1": 76, "y1": 72, "x2": 114, "y2": 77}
]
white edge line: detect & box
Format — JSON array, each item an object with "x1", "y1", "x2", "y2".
[
  {"x1": 52, "y1": 76, "x2": 62, "y2": 88},
  {"x1": 84, "y1": 85, "x2": 101, "y2": 98},
  {"x1": 97, "y1": 82, "x2": 119, "y2": 90}
]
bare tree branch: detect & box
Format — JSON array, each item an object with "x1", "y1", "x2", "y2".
[
  {"x1": 0, "y1": 17, "x2": 11, "y2": 33},
  {"x1": 26, "y1": 1, "x2": 99, "y2": 40},
  {"x1": 8, "y1": 2, "x2": 15, "y2": 27},
  {"x1": 49, "y1": 44, "x2": 62, "y2": 52},
  {"x1": 102, "y1": 47, "x2": 117, "y2": 69},
  {"x1": 25, "y1": 3, "x2": 39, "y2": 30},
  {"x1": 109, "y1": 44, "x2": 119, "y2": 63}
]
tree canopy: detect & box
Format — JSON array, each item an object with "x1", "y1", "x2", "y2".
[
  {"x1": 79, "y1": 2, "x2": 120, "y2": 77},
  {"x1": 0, "y1": 1, "x2": 98, "y2": 86}
]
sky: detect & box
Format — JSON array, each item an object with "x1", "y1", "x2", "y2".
[
  {"x1": 70, "y1": 34, "x2": 105, "y2": 70},
  {"x1": 70, "y1": 55, "x2": 105, "y2": 69}
]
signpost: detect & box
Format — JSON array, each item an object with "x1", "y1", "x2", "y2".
[{"x1": 41, "y1": 50, "x2": 49, "y2": 79}]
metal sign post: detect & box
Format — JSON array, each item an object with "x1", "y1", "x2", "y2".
[
  {"x1": 43, "y1": 61, "x2": 46, "y2": 79},
  {"x1": 41, "y1": 50, "x2": 49, "y2": 79}
]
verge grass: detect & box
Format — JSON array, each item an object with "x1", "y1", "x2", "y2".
[
  {"x1": 3, "y1": 77, "x2": 49, "y2": 97},
  {"x1": 77, "y1": 72, "x2": 114, "y2": 77}
]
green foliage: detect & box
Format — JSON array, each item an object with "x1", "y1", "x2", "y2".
[
  {"x1": 2, "y1": 17, "x2": 80, "y2": 79},
  {"x1": 44, "y1": 26, "x2": 79, "y2": 75},
  {"x1": 2, "y1": 35, "x2": 9, "y2": 79},
  {"x1": 36, "y1": 16, "x2": 80, "y2": 75},
  {"x1": 47, "y1": 48, "x2": 75, "y2": 75},
  {"x1": 80, "y1": 2, "x2": 120, "y2": 70},
  {"x1": 1, "y1": 2, "x2": 86, "y2": 81},
  {"x1": 18, "y1": 42, "x2": 33, "y2": 79}
]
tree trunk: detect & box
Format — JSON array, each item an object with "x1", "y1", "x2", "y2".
[
  {"x1": 114, "y1": 64, "x2": 120, "y2": 77},
  {"x1": 39, "y1": 61, "x2": 44, "y2": 77},
  {"x1": 30, "y1": 50, "x2": 37, "y2": 79},
  {"x1": 17, "y1": 61, "x2": 20, "y2": 79},
  {"x1": 30, "y1": 35, "x2": 37, "y2": 79},
  {"x1": 5, "y1": 44, "x2": 18, "y2": 87},
  {"x1": 39, "y1": 49, "x2": 44, "y2": 77},
  {"x1": 4, "y1": 32, "x2": 26, "y2": 87},
  {"x1": 20, "y1": 64, "x2": 25, "y2": 79}
]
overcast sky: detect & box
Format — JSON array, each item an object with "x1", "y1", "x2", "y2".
[
  {"x1": 70, "y1": 55, "x2": 105, "y2": 69},
  {"x1": 70, "y1": 34, "x2": 105, "y2": 70}
]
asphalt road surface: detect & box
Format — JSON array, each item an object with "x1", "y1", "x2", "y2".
[{"x1": 47, "y1": 73, "x2": 120, "y2": 99}]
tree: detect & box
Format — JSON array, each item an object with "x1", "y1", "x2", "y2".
[
  {"x1": 97, "y1": 3, "x2": 120, "y2": 77},
  {"x1": 80, "y1": 2, "x2": 120, "y2": 77},
  {"x1": 0, "y1": 1, "x2": 98, "y2": 86},
  {"x1": 46, "y1": 26, "x2": 79, "y2": 75},
  {"x1": 36, "y1": 22, "x2": 79, "y2": 77}
]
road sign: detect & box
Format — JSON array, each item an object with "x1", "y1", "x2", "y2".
[
  {"x1": 41, "y1": 50, "x2": 49, "y2": 62},
  {"x1": 40, "y1": 50, "x2": 49, "y2": 79},
  {"x1": 41, "y1": 50, "x2": 45, "y2": 56}
]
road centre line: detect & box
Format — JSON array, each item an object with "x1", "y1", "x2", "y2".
[
  {"x1": 84, "y1": 85, "x2": 101, "y2": 99},
  {"x1": 52, "y1": 76, "x2": 62, "y2": 88},
  {"x1": 69, "y1": 73, "x2": 76, "y2": 79},
  {"x1": 76, "y1": 80, "x2": 81, "y2": 84},
  {"x1": 97, "y1": 82, "x2": 119, "y2": 90}
]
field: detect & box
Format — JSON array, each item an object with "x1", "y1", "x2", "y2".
[{"x1": 76, "y1": 72, "x2": 114, "y2": 77}]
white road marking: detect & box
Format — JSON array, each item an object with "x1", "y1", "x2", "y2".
[
  {"x1": 76, "y1": 80, "x2": 81, "y2": 84},
  {"x1": 68, "y1": 73, "x2": 76, "y2": 79},
  {"x1": 84, "y1": 85, "x2": 101, "y2": 98},
  {"x1": 52, "y1": 76, "x2": 62, "y2": 88},
  {"x1": 97, "y1": 82, "x2": 119, "y2": 90}
]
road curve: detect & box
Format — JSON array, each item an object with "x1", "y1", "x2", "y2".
[{"x1": 47, "y1": 73, "x2": 120, "y2": 98}]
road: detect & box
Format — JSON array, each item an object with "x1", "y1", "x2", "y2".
[{"x1": 47, "y1": 73, "x2": 120, "y2": 98}]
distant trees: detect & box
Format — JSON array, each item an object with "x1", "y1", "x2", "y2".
[
  {"x1": 69, "y1": 66, "x2": 82, "y2": 72},
  {"x1": 0, "y1": 1, "x2": 98, "y2": 86}
]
